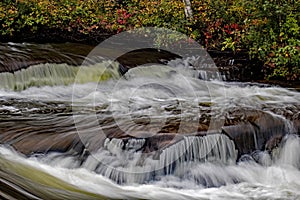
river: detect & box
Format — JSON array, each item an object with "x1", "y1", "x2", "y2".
[{"x1": 0, "y1": 42, "x2": 299, "y2": 200}]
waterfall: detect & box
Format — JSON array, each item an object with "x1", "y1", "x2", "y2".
[
  {"x1": 167, "y1": 56, "x2": 226, "y2": 81},
  {"x1": 1, "y1": 134, "x2": 300, "y2": 199},
  {"x1": 0, "y1": 62, "x2": 120, "y2": 90},
  {"x1": 275, "y1": 135, "x2": 300, "y2": 168},
  {"x1": 0, "y1": 55, "x2": 225, "y2": 91},
  {"x1": 197, "y1": 70, "x2": 226, "y2": 81},
  {"x1": 79, "y1": 134, "x2": 237, "y2": 184}
]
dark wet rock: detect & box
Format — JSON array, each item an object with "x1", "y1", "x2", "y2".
[
  {"x1": 116, "y1": 48, "x2": 181, "y2": 75},
  {"x1": 0, "y1": 105, "x2": 298, "y2": 161},
  {"x1": 0, "y1": 43, "x2": 95, "y2": 73},
  {"x1": 222, "y1": 123, "x2": 257, "y2": 155},
  {"x1": 222, "y1": 110, "x2": 287, "y2": 156},
  {"x1": 207, "y1": 49, "x2": 264, "y2": 81},
  {"x1": 144, "y1": 133, "x2": 182, "y2": 153},
  {"x1": 0, "y1": 117, "x2": 85, "y2": 156},
  {"x1": 12, "y1": 134, "x2": 83, "y2": 156},
  {"x1": 265, "y1": 134, "x2": 283, "y2": 151},
  {"x1": 95, "y1": 108, "x2": 295, "y2": 158},
  {"x1": 294, "y1": 120, "x2": 300, "y2": 133},
  {"x1": 0, "y1": 43, "x2": 181, "y2": 76}
]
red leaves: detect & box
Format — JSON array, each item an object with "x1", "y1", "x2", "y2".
[
  {"x1": 117, "y1": 9, "x2": 131, "y2": 18},
  {"x1": 204, "y1": 32, "x2": 212, "y2": 38},
  {"x1": 231, "y1": 23, "x2": 239, "y2": 30},
  {"x1": 116, "y1": 9, "x2": 131, "y2": 27},
  {"x1": 224, "y1": 23, "x2": 239, "y2": 35},
  {"x1": 116, "y1": 9, "x2": 131, "y2": 23},
  {"x1": 204, "y1": 32, "x2": 212, "y2": 47},
  {"x1": 116, "y1": 9, "x2": 132, "y2": 32}
]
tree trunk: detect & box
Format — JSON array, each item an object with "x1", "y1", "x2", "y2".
[{"x1": 182, "y1": 0, "x2": 193, "y2": 19}]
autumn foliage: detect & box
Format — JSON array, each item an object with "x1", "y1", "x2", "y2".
[{"x1": 0, "y1": 0, "x2": 299, "y2": 80}]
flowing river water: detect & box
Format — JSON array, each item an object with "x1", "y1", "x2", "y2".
[{"x1": 0, "y1": 42, "x2": 299, "y2": 200}]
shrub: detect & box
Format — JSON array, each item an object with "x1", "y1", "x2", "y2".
[{"x1": 0, "y1": 0, "x2": 299, "y2": 80}]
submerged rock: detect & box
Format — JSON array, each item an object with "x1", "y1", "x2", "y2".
[
  {"x1": 222, "y1": 110, "x2": 288, "y2": 155},
  {"x1": 0, "y1": 108, "x2": 297, "y2": 159}
]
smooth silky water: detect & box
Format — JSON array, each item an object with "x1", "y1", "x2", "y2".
[{"x1": 0, "y1": 45, "x2": 300, "y2": 199}]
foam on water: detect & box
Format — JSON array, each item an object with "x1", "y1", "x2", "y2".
[
  {"x1": 77, "y1": 134, "x2": 237, "y2": 184},
  {"x1": 0, "y1": 61, "x2": 120, "y2": 91},
  {"x1": 0, "y1": 62, "x2": 299, "y2": 108},
  {"x1": 0, "y1": 58, "x2": 299, "y2": 199},
  {"x1": 0, "y1": 134, "x2": 300, "y2": 199}
]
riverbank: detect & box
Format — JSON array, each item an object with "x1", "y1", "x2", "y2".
[{"x1": 1, "y1": 0, "x2": 299, "y2": 81}]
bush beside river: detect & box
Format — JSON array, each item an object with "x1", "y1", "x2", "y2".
[{"x1": 0, "y1": 0, "x2": 299, "y2": 81}]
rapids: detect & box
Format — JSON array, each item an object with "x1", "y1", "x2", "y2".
[
  {"x1": 0, "y1": 42, "x2": 299, "y2": 199},
  {"x1": 1, "y1": 135, "x2": 300, "y2": 199}
]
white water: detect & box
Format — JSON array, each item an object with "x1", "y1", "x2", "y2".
[
  {"x1": 0, "y1": 59, "x2": 300, "y2": 199},
  {"x1": 0, "y1": 134, "x2": 300, "y2": 199},
  {"x1": 78, "y1": 134, "x2": 237, "y2": 184},
  {"x1": 1, "y1": 64, "x2": 299, "y2": 118},
  {"x1": 0, "y1": 61, "x2": 120, "y2": 90}
]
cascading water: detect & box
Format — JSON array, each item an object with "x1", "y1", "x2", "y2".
[
  {"x1": 0, "y1": 62, "x2": 120, "y2": 90},
  {"x1": 0, "y1": 43, "x2": 299, "y2": 199},
  {"x1": 168, "y1": 56, "x2": 227, "y2": 81},
  {"x1": 78, "y1": 134, "x2": 237, "y2": 185}
]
